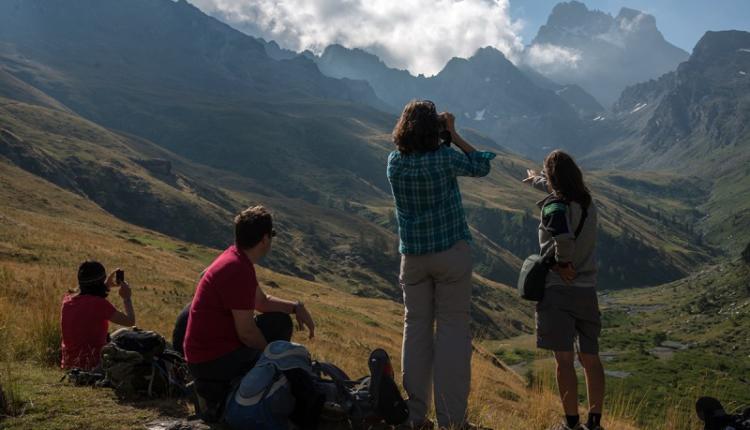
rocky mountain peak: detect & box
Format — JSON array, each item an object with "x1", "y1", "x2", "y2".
[
  {"x1": 528, "y1": 1, "x2": 688, "y2": 107},
  {"x1": 545, "y1": 1, "x2": 610, "y2": 32},
  {"x1": 464, "y1": 46, "x2": 513, "y2": 70},
  {"x1": 691, "y1": 30, "x2": 750, "y2": 62},
  {"x1": 616, "y1": 8, "x2": 658, "y2": 36}
]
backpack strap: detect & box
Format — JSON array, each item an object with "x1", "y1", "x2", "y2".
[
  {"x1": 573, "y1": 205, "x2": 588, "y2": 239},
  {"x1": 539, "y1": 200, "x2": 588, "y2": 265},
  {"x1": 314, "y1": 362, "x2": 351, "y2": 383}
]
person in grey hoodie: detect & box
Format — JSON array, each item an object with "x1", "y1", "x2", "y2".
[{"x1": 523, "y1": 150, "x2": 605, "y2": 430}]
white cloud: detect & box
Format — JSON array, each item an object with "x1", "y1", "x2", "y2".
[
  {"x1": 188, "y1": 0, "x2": 525, "y2": 76},
  {"x1": 524, "y1": 43, "x2": 581, "y2": 74},
  {"x1": 618, "y1": 12, "x2": 648, "y2": 33}
]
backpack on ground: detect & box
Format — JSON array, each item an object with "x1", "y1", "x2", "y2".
[
  {"x1": 517, "y1": 202, "x2": 588, "y2": 302},
  {"x1": 314, "y1": 348, "x2": 409, "y2": 426},
  {"x1": 224, "y1": 341, "x2": 324, "y2": 430},
  {"x1": 224, "y1": 343, "x2": 408, "y2": 430},
  {"x1": 99, "y1": 327, "x2": 190, "y2": 400},
  {"x1": 697, "y1": 397, "x2": 750, "y2": 430}
]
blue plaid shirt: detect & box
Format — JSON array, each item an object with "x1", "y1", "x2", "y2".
[{"x1": 387, "y1": 146, "x2": 496, "y2": 255}]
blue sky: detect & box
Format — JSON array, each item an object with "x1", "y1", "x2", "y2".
[{"x1": 510, "y1": 0, "x2": 750, "y2": 52}]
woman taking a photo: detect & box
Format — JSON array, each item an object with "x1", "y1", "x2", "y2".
[
  {"x1": 387, "y1": 100, "x2": 495, "y2": 429},
  {"x1": 523, "y1": 150, "x2": 605, "y2": 430},
  {"x1": 60, "y1": 261, "x2": 136, "y2": 370}
]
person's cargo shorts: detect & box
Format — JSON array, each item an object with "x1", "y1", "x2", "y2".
[{"x1": 535, "y1": 285, "x2": 601, "y2": 354}]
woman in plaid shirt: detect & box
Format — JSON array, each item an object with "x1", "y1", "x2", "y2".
[{"x1": 387, "y1": 100, "x2": 496, "y2": 429}]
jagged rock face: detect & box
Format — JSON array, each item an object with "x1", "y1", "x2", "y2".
[
  {"x1": 136, "y1": 159, "x2": 173, "y2": 177},
  {"x1": 0, "y1": 128, "x2": 83, "y2": 193},
  {"x1": 613, "y1": 31, "x2": 750, "y2": 158},
  {"x1": 315, "y1": 44, "x2": 590, "y2": 159},
  {"x1": 743, "y1": 242, "x2": 750, "y2": 264},
  {"x1": 527, "y1": 1, "x2": 688, "y2": 107}
]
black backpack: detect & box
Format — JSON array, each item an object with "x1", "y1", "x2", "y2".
[
  {"x1": 697, "y1": 397, "x2": 750, "y2": 430},
  {"x1": 314, "y1": 348, "x2": 409, "y2": 426},
  {"x1": 517, "y1": 202, "x2": 587, "y2": 301}
]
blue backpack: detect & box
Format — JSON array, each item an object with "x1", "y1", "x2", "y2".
[{"x1": 224, "y1": 341, "x2": 313, "y2": 430}]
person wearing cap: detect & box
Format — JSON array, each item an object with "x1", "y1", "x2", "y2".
[{"x1": 60, "y1": 261, "x2": 136, "y2": 370}]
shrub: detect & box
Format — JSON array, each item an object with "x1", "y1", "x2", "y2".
[
  {"x1": 0, "y1": 365, "x2": 29, "y2": 419},
  {"x1": 31, "y1": 311, "x2": 62, "y2": 366}
]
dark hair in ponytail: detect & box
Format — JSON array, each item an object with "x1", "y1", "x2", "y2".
[{"x1": 543, "y1": 150, "x2": 592, "y2": 209}]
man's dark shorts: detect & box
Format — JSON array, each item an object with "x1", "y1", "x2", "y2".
[{"x1": 536, "y1": 286, "x2": 601, "y2": 354}]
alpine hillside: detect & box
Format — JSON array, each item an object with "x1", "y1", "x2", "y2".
[{"x1": 584, "y1": 30, "x2": 750, "y2": 253}]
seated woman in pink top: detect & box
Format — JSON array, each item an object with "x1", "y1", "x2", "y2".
[{"x1": 60, "y1": 261, "x2": 136, "y2": 370}]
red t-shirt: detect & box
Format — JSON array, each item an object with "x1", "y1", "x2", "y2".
[
  {"x1": 60, "y1": 294, "x2": 116, "y2": 370},
  {"x1": 184, "y1": 245, "x2": 257, "y2": 364}
]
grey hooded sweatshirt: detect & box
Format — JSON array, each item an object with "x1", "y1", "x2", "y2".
[{"x1": 532, "y1": 176, "x2": 598, "y2": 288}]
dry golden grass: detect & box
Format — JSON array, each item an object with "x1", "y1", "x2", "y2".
[{"x1": 0, "y1": 159, "x2": 650, "y2": 429}]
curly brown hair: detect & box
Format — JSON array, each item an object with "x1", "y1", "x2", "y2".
[
  {"x1": 543, "y1": 150, "x2": 592, "y2": 209},
  {"x1": 234, "y1": 205, "x2": 273, "y2": 249},
  {"x1": 392, "y1": 100, "x2": 441, "y2": 154}
]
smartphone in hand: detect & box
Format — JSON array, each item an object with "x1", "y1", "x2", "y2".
[{"x1": 115, "y1": 269, "x2": 125, "y2": 285}]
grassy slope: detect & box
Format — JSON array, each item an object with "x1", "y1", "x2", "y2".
[
  {"x1": 0, "y1": 158, "x2": 641, "y2": 430},
  {"x1": 703, "y1": 157, "x2": 750, "y2": 255},
  {"x1": 0, "y1": 81, "x2": 719, "y2": 338},
  {"x1": 593, "y1": 258, "x2": 750, "y2": 427},
  {"x1": 483, "y1": 257, "x2": 750, "y2": 429},
  {"x1": 0, "y1": 94, "x2": 535, "y2": 339},
  {"x1": 0, "y1": 29, "x2": 716, "y2": 292}
]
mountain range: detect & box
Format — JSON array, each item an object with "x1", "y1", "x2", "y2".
[
  {"x1": 0, "y1": 0, "x2": 748, "y2": 427},
  {"x1": 0, "y1": 0, "x2": 723, "y2": 333},
  {"x1": 584, "y1": 30, "x2": 750, "y2": 253},
  {"x1": 314, "y1": 44, "x2": 589, "y2": 159}
]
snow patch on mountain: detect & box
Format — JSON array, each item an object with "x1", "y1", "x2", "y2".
[{"x1": 630, "y1": 102, "x2": 648, "y2": 114}]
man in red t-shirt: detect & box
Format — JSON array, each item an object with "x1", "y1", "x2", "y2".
[{"x1": 183, "y1": 205, "x2": 315, "y2": 416}]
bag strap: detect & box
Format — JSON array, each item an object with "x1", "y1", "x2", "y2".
[
  {"x1": 541, "y1": 203, "x2": 588, "y2": 265},
  {"x1": 573, "y1": 205, "x2": 589, "y2": 239},
  {"x1": 315, "y1": 361, "x2": 351, "y2": 383}
]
